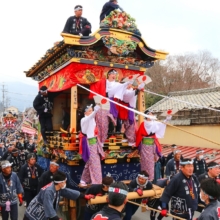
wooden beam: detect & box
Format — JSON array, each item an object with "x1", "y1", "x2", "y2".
[
  {"x1": 88, "y1": 186, "x2": 164, "y2": 204},
  {"x1": 69, "y1": 200, "x2": 77, "y2": 220},
  {"x1": 70, "y1": 86, "x2": 78, "y2": 131},
  {"x1": 137, "y1": 90, "x2": 145, "y2": 126}
]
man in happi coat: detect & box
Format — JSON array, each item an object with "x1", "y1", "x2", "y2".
[
  {"x1": 38, "y1": 159, "x2": 60, "y2": 191},
  {"x1": 198, "y1": 161, "x2": 220, "y2": 183},
  {"x1": 100, "y1": 0, "x2": 124, "y2": 22},
  {"x1": 79, "y1": 104, "x2": 105, "y2": 186},
  {"x1": 193, "y1": 149, "x2": 207, "y2": 177},
  {"x1": 89, "y1": 69, "x2": 131, "y2": 147},
  {"x1": 160, "y1": 158, "x2": 200, "y2": 220},
  {"x1": 18, "y1": 153, "x2": 44, "y2": 207},
  {"x1": 0, "y1": 160, "x2": 23, "y2": 220},
  {"x1": 197, "y1": 162, "x2": 220, "y2": 212},
  {"x1": 91, "y1": 181, "x2": 128, "y2": 220},
  {"x1": 24, "y1": 171, "x2": 94, "y2": 220},
  {"x1": 124, "y1": 171, "x2": 153, "y2": 220},
  {"x1": 62, "y1": 5, "x2": 91, "y2": 36},
  {"x1": 166, "y1": 144, "x2": 177, "y2": 163},
  {"x1": 165, "y1": 149, "x2": 182, "y2": 176},
  {"x1": 197, "y1": 178, "x2": 220, "y2": 220},
  {"x1": 33, "y1": 86, "x2": 53, "y2": 144},
  {"x1": 136, "y1": 110, "x2": 171, "y2": 181},
  {"x1": 84, "y1": 175, "x2": 114, "y2": 220},
  {"x1": 116, "y1": 82, "x2": 145, "y2": 146}
]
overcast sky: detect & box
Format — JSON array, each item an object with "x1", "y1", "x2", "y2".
[{"x1": 0, "y1": 0, "x2": 220, "y2": 87}]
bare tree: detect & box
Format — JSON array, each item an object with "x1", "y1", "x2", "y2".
[
  {"x1": 145, "y1": 50, "x2": 220, "y2": 107},
  {"x1": 147, "y1": 50, "x2": 220, "y2": 92}
]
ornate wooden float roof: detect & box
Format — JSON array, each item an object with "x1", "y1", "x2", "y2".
[{"x1": 25, "y1": 28, "x2": 168, "y2": 83}]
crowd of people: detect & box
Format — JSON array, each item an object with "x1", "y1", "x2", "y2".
[
  {"x1": 1, "y1": 1, "x2": 220, "y2": 220},
  {"x1": 1, "y1": 114, "x2": 220, "y2": 220}
]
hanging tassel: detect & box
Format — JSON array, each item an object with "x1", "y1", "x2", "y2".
[{"x1": 5, "y1": 201, "x2": 11, "y2": 212}]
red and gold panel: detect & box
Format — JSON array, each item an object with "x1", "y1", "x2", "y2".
[{"x1": 39, "y1": 62, "x2": 144, "y2": 92}]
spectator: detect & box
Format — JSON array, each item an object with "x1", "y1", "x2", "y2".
[
  {"x1": 0, "y1": 160, "x2": 23, "y2": 220},
  {"x1": 38, "y1": 159, "x2": 59, "y2": 191},
  {"x1": 18, "y1": 153, "x2": 44, "y2": 207},
  {"x1": 165, "y1": 149, "x2": 182, "y2": 176},
  {"x1": 193, "y1": 149, "x2": 207, "y2": 177}
]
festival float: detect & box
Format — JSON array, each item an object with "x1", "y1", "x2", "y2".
[
  {"x1": 19, "y1": 107, "x2": 38, "y2": 136},
  {"x1": 1, "y1": 111, "x2": 18, "y2": 128},
  {"x1": 24, "y1": 10, "x2": 168, "y2": 219}
]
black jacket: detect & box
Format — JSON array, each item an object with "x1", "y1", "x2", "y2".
[
  {"x1": 100, "y1": 2, "x2": 122, "y2": 22},
  {"x1": 1, "y1": 150, "x2": 10, "y2": 160},
  {"x1": 198, "y1": 172, "x2": 210, "y2": 183},
  {"x1": 33, "y1": 92, "x2": 53, "y2": 117},
  {"x1": 26, "y1": 143, "x2": 36, "y2": 153},
  {"x1": 128, "y1": 178, "x2": 153, "y2": 204},
  {"x1": 62, "y1": 16, "x2": 91, "y2": 36},
  {"x1": 161, "y1": 171, "x2": 200, "y2": 219},
  {"x1": 7, "y1": 154, "x2": 22, "y2": 172},
  {"x1": 85, "y1": 184, "x2": 108, "y2": 214},
  {"x1": 91, "y1": 206, "x2": 122, "y2": 220},
  {"x1": 18, "y1": 163, "x2": 44, "y2": 191},
  {"x1": 166, "y1": 152, "x2": 183, "y2": 164},
  {"x1": 38, "y1": 170, "x2": 54, "y2": 192},
  {"x1": 193, "y1": 158, "x2": 207, "y2": 177}
]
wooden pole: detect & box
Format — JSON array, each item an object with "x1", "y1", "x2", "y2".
[
  {"x1": 198, "y1": 204, "x2": 205, "y2": 208},
  {"x1": 127, "y1": 200, "x2": 186, "y2": 220},
  {"x1": 88, "y1": 187, "x2": 164, "y2": 205},
  {"x1": 70, "y1": 86, "x2": 78, "y2": 132},
  {"x1": 137, "y1": 90, "x2": 145, "y2": 126},
  {"x1": 69, "y1": 200, "x2": 77, "y2": 220}
]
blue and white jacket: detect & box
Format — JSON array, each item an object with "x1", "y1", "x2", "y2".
[
  {"x1": 25, "y1": 182, "x2": 80, "y2": 220},
  {"x1": 0, "y1": 172, "x2": 23, "y2": 206}
]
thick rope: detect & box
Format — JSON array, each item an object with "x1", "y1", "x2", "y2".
[
  {"x1": 160, "y1": 119, "x2": 220, "y2": 146},
  {"x1": 127, "y1": 200, "x2": 186, "y2": 220}
]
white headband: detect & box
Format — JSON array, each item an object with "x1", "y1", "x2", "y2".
[
  {"x1": 203, "y1": 190, "x2": 215, "y2": 199},
  {"x1": 40, "y1": 90, "x2": 47, "y2": 93},
  {"x1": 85, "y1": 104, "x2": 93, "y2": 112},
  {"x1": 208, "y1": 165, "x2": 220, "y2": 169},
  {"x1": 54, "y1": 178, "x2": 67, "y2": 183},
  {"x1": 109, "y1": 187, "x2": 128, "y2": 196},
  {"x1": 174, "y1": 150, "x2": 181, "y2": 155},
  {"x1": 1, "y1": 162, "x2": 13, "y2": 169},
  {"x1": 50, "y1": 161, "x2": 59, "y2": 167},
  {"x1": 138, "y1": 174, "x2": 148, "y2": 180},
  {"x1": 108, "y1": 70, "x2": 117, "y2": 75},
  {"x1": 180, "y1": 160, "x2": 193, "y2": 165},
  {"x1": 74, "y1": 6, "x2": 83, "y2": 11},
  {"x1": 196, "y1": 150, "x2": 204, "y2": 154}
]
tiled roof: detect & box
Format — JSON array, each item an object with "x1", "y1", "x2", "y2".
[
  {"x1": 168, "y1": 119, "x2": 191, "y2": 126},
  {"x1": 148, "y1": 87, "x2": 220, "y2": 112},
  {"x1": 162, "y1": 145, "x2": 220, "y2": 164}
]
